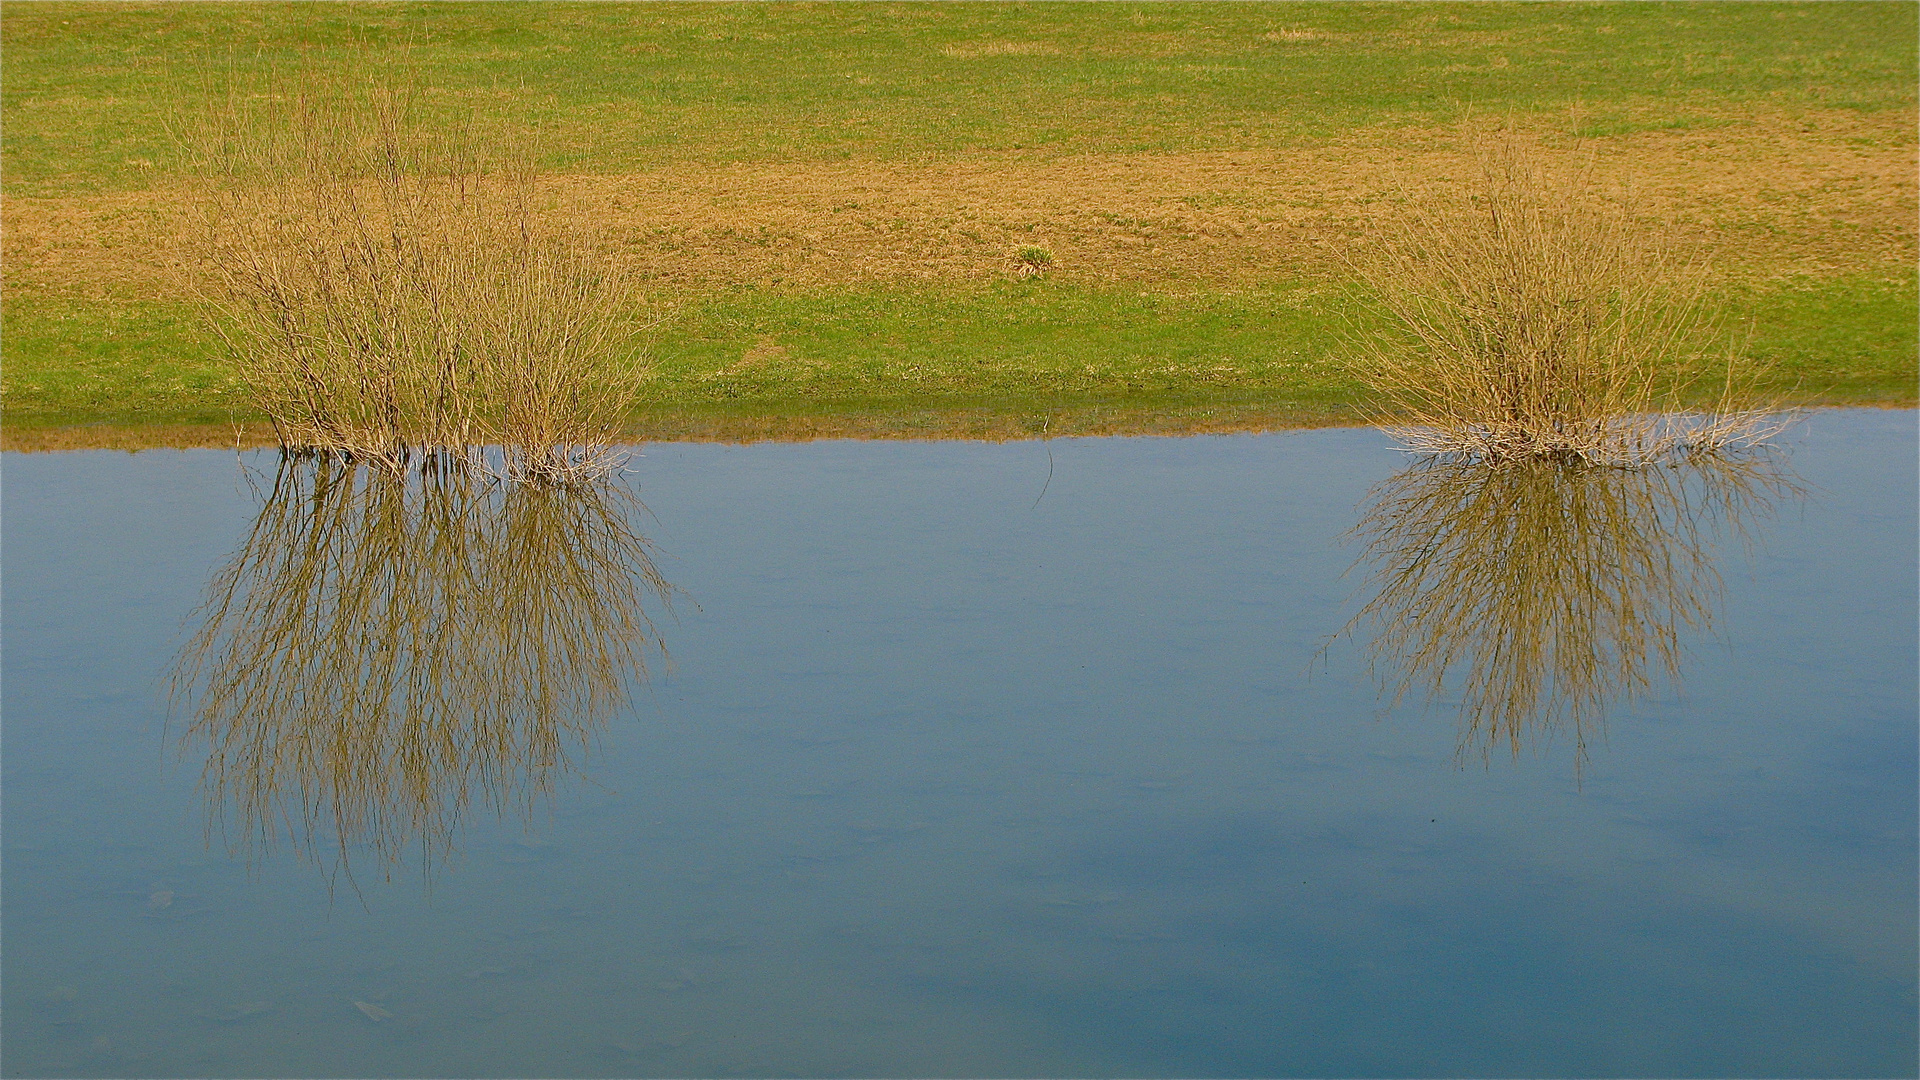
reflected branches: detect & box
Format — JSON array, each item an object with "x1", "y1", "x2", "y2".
[
  {"x1": 171, "y1": 452, "x2": 672, "y2": 883},
  {"x1": 1339, "y1": 452, "x2": 1800, "y2": 770}
]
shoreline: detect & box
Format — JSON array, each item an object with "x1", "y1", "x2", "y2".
[{"x1": 6, "y1": 399, "x2": 1909, "y2": 454}]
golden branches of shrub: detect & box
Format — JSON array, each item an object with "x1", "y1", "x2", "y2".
[
  {"x1": 1345, "y1": 127, "x2": 1786, "y2": 466},
  {"x1": 177, "y1": 63, "x2": 642, "y2": 482}
]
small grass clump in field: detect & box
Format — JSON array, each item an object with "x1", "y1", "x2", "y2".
[
  {"x1": 1013, "y1": 245, "x2": 1054, "y2": 278},
  {"x1": 1346, "y1": 129, "x2": 1786, "y2": 466},
  {"x1": 182, "y1": 64, "x2": 642, "y2": 482}
]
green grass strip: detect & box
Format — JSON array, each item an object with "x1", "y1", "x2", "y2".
[{"x1": 5, "y1": 275, "x2": 1910, "y2": 436}]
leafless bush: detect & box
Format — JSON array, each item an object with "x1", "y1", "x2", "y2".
[
  {"x1": 179, "y1": 63, "x2": 641, "y2": 483},
  {"x1": 1346, "y1": 127, "x2": 1787, "y2": 466}
]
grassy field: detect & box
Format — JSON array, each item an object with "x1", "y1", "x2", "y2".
[{"x1": 4, "y1": 2, "x2": 1914, "y2": 445}]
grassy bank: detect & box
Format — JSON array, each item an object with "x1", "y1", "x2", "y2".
[
  {"x1": 4, "y1": 2, "x2": 1914, "y2": 444},
  {"x1": 5, "y1": 275, "x2": 1908, "y2": 443}
]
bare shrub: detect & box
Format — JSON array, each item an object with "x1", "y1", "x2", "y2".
[
  {"x1": 178, "y1": 62, "x2": 642, "y2": 482},
  {"x1": 1345, "y1": 127, "x2": 1787, "y2": 466}
]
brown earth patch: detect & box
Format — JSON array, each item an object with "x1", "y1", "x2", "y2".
[
  {"x1": 10, "y1": 399, "x2": 1908, "y2": 453},
  {"x1": 726, "y1": 336, "x2": 793, "y2": 371},
  {"x1": 1, "y1": 421, "x2": 278, "y2": 453},
  {"x1": 0, "y1": 400, "x2": 1360, "y2": 451},
  {"x1": 5, "y1": 109, "x2": 1913, "y2": 300}
]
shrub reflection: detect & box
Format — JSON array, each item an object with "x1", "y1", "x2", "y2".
[
  {"x1": 172, "y1": 452, "x2": 671, "y2": 883},
  {"x1": 1342, "y1": 452, "x2": 1799, "y2": 770}
]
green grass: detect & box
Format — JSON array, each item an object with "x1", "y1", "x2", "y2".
[
  {"x1": 6, "y1": 275, "x2": 1910, "y2": 433},
  {"x1": 1, "y1": 300, "x2": 242, "y2": 427},
  {"x1": 641, "y1": 280, "x2": 1361, "y2": 403},
  {"x1": 4, "y1": 2, "x2": 1914, "y2": 196},
  {"x1": 1720, "y1": 273, "x2": 1920, "y2": 403}
]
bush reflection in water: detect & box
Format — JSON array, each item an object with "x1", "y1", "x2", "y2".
[
  {"x1": 170, "y1": 452, "x2": 672, "y2": 884},
  {"x1": 1342, "y1": 450, "x2": 1801, "y2": 770}
]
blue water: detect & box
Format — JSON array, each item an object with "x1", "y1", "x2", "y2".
[{"x1": 4, "y1": 410, "x2": 1915, "y2": 1078}]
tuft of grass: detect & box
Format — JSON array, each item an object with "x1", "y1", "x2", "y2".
[
  {"x1": 1345, "y1": 128, "x2": 1787, "y2": 465},
  {"x1": 1013, "y1": 244, "x2": 1054, "y2": 278},
  {"x1": 180, "y1": 61, "x2": 643, "y2": 481}
]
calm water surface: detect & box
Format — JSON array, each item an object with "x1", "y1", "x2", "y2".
[{"x1": 4, "y1": 410, "x2": 1915, "y2": 1078}]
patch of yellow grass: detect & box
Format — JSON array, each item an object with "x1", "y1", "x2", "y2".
[
  {"x1": 726, "y1": 336, "x2": 793, "y2": 371},
  {"x1": 6, "y1": 108, "x2": 1911, "y2": 300},
  {"x1": 939, "y1": 40, "x2": 1059, "y2": 58}
]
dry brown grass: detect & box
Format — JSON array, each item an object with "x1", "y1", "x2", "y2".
[
  {"x1": 7, "y1": 108, "x2": 1911, "y2": 299},
  {"x1": 0, "y1": 423, "x2": 280, "y2": 453},
  {"x1": 1339, "y1": 451, "x2": 1800, "y2": 772},
  {"x1": 174, "y1": 66, "x2": 642, "y2": 480},
  {"x1": 939, "y1": 40, "x2": 1060, "y2": 58},
  {"x1": 171, "y1": 453, "x2": 670, "y2": 881},
  {"x1": 1345, "y1": 126, "x2": 1795, "y2": 464}
]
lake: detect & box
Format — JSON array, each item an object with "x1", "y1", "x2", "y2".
[{"x1": 3, "y1": 409, "x2": 1914, "y2": 1078}]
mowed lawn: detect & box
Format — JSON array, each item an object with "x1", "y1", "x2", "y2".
[{"x1": 3, "y1": 2, "x2": 1914, "y2": 441}]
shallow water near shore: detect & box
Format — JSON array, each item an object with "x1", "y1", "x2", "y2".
[{"x1": 3, "y1": 409, "x2": 1914, "y2": 1078}]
